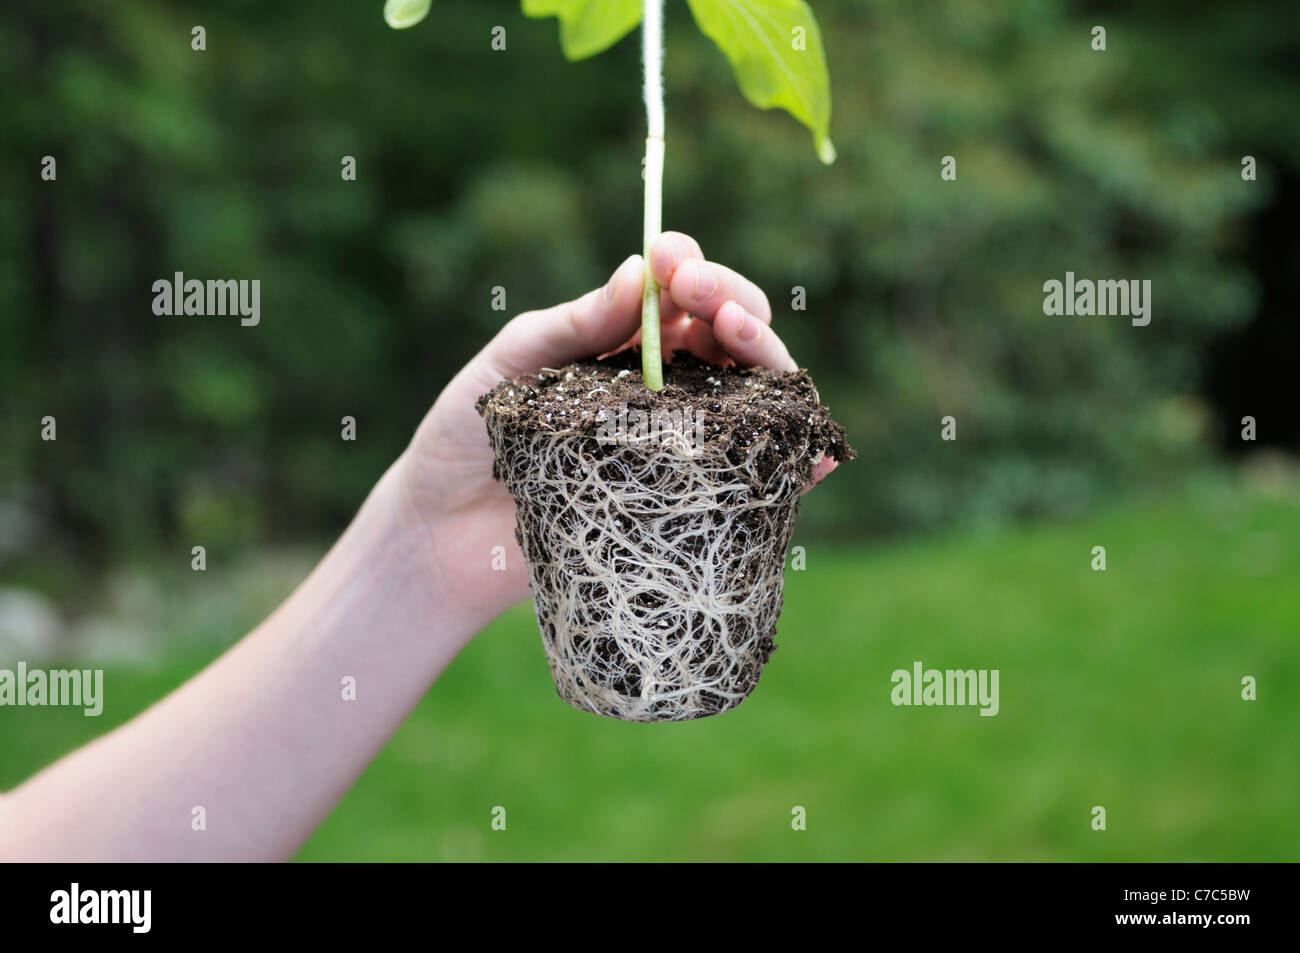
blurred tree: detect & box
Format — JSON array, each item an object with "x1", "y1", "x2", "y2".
[{"x1": 0, "y1": 0, "x2": 1295, "y2": 567}]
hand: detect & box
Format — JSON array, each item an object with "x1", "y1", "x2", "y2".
[{"x1": 401, "y1": 231, "x2": 832, "y2": 627}]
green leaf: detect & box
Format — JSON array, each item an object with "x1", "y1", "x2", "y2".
[
  {"x1": 684, "y1": 0, "x2": 835, "y2": 163},
  {"x1": 522, "y1": 0, "x2": 643, "y2": 60},
  {"x1": 384, "y1": 0, "x2": 431, "y2": 29}
]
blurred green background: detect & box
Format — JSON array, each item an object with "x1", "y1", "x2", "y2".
[{"x1": 1, "y1": 0, "x2": 1297, "y2": 859}]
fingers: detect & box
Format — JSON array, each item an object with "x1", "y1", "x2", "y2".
[
  {"x1": 651, "y1": 232, "x2": 702, "y2": 325},
  {"x1": 648, "y1": 231, "x2": 704, "y2": 286},
  {"x1": 712, "y1": 300, "x2": 797, "y2": 372},
  {"x1": 650, "y1": 231, "x2": 792, "y2": 371},
  {"x1": 650, "y1": 232, "x2": 771, "y2": 324},
  {"x1": 660, "y1": 314, "x2": 730, "y2": 366},
  {"x1": 803, "y1": 456, "x2": 839, "y2": 494},
  {"x1": 666, "y1": 259, "x2": 773, "y2": 325},
  {"x1": 480, "y1": 254, "x2": 644, "y2": 379},
  {"x1": 682, "y1": 317, "x2": 731, "y2": 365},
  {"x1": 475, "y1": 233, "x2": 793, "y2": 385}
]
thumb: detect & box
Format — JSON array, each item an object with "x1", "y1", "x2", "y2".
[{"x1": 477, "y1": 254, "x2": 644, "y2": 382}]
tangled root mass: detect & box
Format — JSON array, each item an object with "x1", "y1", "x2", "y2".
[{"x1": 478, "y1": 350, "x2": 854, "y2": 721}]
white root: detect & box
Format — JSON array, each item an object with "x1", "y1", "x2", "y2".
[{"x1": 485, "y1": 420, "x2": 802, "y2": 721}]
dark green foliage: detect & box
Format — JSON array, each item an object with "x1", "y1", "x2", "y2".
[{"x1": 1, "y1": 0, "x2": 1295, "y2": 562}]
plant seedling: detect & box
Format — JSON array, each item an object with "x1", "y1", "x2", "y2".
[
  {"x1": 386, "y1": 0, "x2": 851, "y2": 721},
  {"x1": 384, "y1": 0, "x2": 835, "y2": 390}
]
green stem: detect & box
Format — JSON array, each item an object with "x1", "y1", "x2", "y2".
[
  {"x1": 641, "y1": 255, "x2": 663, "y2": 390},
  {"x1": 641, "y1": 0, "x2": 665, "y2": 391}
]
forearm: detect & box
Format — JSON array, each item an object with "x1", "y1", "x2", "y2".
[{"x1": 1, "y1": 452, "x2": 477, "y2": 861}]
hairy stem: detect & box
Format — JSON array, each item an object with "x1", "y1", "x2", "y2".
[{"x1": 641, "y1": 0, "x2": 665, "y2": 391}]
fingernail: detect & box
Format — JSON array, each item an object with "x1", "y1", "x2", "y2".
[
  {"x1": 737, "y1": 310, "x2": 761, "y2": 342},
  {"x1": 690, "y1": 262, "x2": 717, "y2": 300}
]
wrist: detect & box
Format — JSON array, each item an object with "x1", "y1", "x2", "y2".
[
  {"x1": 395, "y1": 448, "x2": 525, "y2": 634},
  {"x1": 314, "y1": 453, "x2": 479, "y2": 665}
]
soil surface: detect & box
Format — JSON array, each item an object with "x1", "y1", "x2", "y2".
[{"x1": 476, "y1": 348, "x2": 856, "y2": 482}]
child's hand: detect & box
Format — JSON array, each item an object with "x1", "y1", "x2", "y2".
[{"x1": 402, "y1": 231, "x2": 829, "y2": 628}]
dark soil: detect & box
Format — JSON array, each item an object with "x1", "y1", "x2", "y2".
[{"x1": 476, "y1": 348, "x2": 856, "y2": 480}]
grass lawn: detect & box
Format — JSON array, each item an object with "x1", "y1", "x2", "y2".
[{"x1": 4, "y1": 477, "x2": 1296, "y2": 860}]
